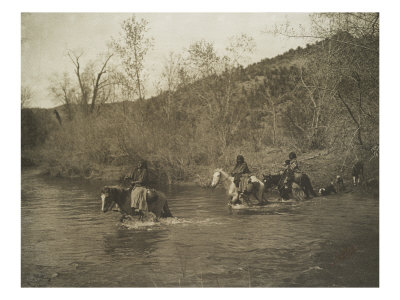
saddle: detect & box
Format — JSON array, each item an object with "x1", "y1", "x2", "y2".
[
  {"x1": 238, "y1": 175, "x2": 252, "y2": 193},
  {"x1": 129, "y1": 186, "x2": 158, "y2": 206}
]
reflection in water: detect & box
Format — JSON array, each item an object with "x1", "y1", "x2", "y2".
[{"x1": 21, "y1": 169, "x2": 379, "y2": 287}]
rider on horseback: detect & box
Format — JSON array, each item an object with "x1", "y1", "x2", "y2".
[
  {"x1": 230, "y1": 155, "x2": 253, "y2": 204},
  {"x1": 231, "y1": 155, "x2": 250, "y2": 188},
  {"x1": 286, "y1": 152, "x2": 317, "y2": 198},
  {"x1": 279, "y1": 159, "x2": 293, "y2": 200},
  {"x1": 126, "y1": 160, "x2": 150, "y2": 216},
  {"x1": 288, "y1": 151, "x2": 300, "y2": 172}
]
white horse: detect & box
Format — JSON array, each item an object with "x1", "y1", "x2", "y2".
[{"x1": 210, "y1": 168, "x2": 267, "y2": 205}]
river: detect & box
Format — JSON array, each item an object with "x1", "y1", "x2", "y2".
[{"x1": 21, "y1": 169, "x2": 379, "y2": 287}]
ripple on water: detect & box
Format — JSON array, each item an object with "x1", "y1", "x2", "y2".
[{"x1": 21, "y1": 169, "x2": 379, "y2": 287}]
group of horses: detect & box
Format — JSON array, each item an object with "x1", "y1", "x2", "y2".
[
  {"x1": 211, "y1": 168, "x2": 317, "y2": 205},
  {"x1": 100, "y1": 168, "x2": 318, "y2": 221}
]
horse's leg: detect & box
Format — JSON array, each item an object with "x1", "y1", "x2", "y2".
[
  {"x1": 255, "y1": 184, "x2": 264, "y2": 204},
  {"x1": 231, "y1": 193, "x2": 239, "y2": 204},
  {"x1": 228, "y1": 182, "x2": 239, "y2": 204},
  {"x1": 161, "y1": 201, "x2": 173, "y2": 218},
  {"x1": 278, "y1": 185, "x2": 289, "y2": 200}
]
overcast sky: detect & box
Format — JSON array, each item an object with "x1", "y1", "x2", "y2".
[{"x1": 21, "y1": 13, "x2": 313, "y2": 108}]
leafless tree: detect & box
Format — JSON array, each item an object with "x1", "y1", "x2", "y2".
[
  {"x1": 112, "y1": 15, "x2": 153, "y2": 101},
  {"x1": 67, "y1": 51, "x2": 113, "y2": 115},
  {"x1": 268, "y1": 13, "x2": 379, "y2": 150},
  {"x1": 48, "y1": 72, "x2": 75, "y2": 120}
]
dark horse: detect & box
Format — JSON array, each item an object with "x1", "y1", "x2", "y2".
[
  {"x1": 101, "y1": 186, "x2": 173, "y2": 219},
  {"x1": 263, "y1": 172, "x2": 317, "y2": 199}
]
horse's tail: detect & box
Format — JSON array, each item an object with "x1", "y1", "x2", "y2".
[{"x1": 301, "y1": 174, "x2": 317, "y2": 197}]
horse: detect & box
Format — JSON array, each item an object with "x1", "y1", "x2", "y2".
[
  {"x1": 210, "y1": 168, "x2": 267, "y2": 205},
  {"x1": 262, "y1": 172, "x2": 315, "y2": 201},
  {"x1": 352, "y1": 161, "x2": 364, "y2": 186},
  {"x1": 318, "y1": 182, "x2": 337, "y2": 196},
  {"x1": 100, "y1": 185, "x2": 173, "y2": 219}
]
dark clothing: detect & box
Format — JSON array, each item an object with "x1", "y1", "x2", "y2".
[
  {"x1": 130, "y1": 168, "x2": 149, "y2": 187},
  {"x1": 231, "y1": 162, "x2": 250, "y2": 188},
  {"x1": 231, "y1": 162, "x2": 250, "y2": 176},
  {"x1": 283, "y1": 167, "x2": 295, "y2": 185},
  {"x1": 290, "y1": 159, "x2": 300, "y2": 173}
]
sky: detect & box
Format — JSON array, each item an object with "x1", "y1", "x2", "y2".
[{"x1": 21, "y1": 13, "x2": 313, "y2": 108}]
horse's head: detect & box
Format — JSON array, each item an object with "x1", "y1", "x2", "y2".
[
  {"x1": 100, "y1": 186, "x2": 116, "y2": 213},
  {"x1": 262, "y1": 174, "x2": 273, "y2": 189},
  {"x1": 263, "y1": 173, "x2": 282, "y2": 190},
  {"x1": 211, "y1": 169, "x2": 222, "y2": 188}
]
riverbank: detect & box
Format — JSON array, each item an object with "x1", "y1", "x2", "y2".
[{"x1": 22, "y1": 147, "x2": 379, "y2": 196}]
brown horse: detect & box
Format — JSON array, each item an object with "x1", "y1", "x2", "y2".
[
  {"x1": 262, "y1": 173, "x2": 312, "y2": 201},
  {"x1": 100, "y1": 186, "x2": 173, "y2": 219}
]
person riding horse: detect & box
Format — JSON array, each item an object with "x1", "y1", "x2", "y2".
[
  {"x1": 285, "y1": 152, "x2": 317, "y2": 198},
  {"x1": 279, "y1": 159, "x2": 294, "y2": 199},
  {"x1": 231, "y1": 155, "x2": 250, "y2": 188},
  {"x1": 125, "y1": 160, "x2": 150, "y2": 215},
  {"x1": 128, "y1": 160, "x2": 149, "y2": 188},
  {"x1": 288, "y1": 151, "x2": 300, "y2": 172}
]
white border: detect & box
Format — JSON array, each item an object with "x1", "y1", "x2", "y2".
[{"x1": 2, "y1": 0, "x2": 399, "y2": 299}]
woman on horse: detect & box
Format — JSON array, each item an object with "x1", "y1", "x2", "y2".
[
  {"x1": 129, "y1": 160, "x2": 149, "y2": 188},
  {"x1": 127, "y1": 160, "x2": 150, "y2": 215},
  {"x1": 231, "y1": 155, "x2": 250, "y2": 188}
]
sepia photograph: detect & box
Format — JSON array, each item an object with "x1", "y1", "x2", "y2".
[{"x1": 20, "y1": 11, "x2": 380, "y2": 288}]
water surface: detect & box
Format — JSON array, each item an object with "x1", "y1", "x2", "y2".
[{"x1": 21, "y1": 169, "x2": 379, "y2": 287}]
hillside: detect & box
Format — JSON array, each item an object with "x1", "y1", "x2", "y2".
[{"x1": 21, "y1": 32, "x2": 379, "y2": 189}]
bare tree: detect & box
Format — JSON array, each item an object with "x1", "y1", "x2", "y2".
[
  {"x1": 48, "y1": 72, "x2": 75, "y2": 120},
  {"x1": 269, "y1": 13, "x2": 379, "y2": 150},
  {"x1": 112, "y1": 15, "x2": 153, "y2": 101},
  {"x1": 89, "y1": 53, "x2": 113, "y2": 113},
  {"x1": 67, "y1": 51, "x2": 114, "y2": 115},
  {"x1": 67, "y1": 51, "x2": 90, "y2": 115},
  {"x1": 157, "y1": 52, "x2": 185, "y2": 121}
]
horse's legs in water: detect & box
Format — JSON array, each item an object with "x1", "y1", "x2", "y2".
[
  {"x1": 161, "y1": 201, "x2": 173, "y2": 218},
  {"x1": 230, "y1": 192, "x2": 239, "y2": 204},
  {"x1": 137, "y1": 210, "x2": 145, "y2": 221},
  {"x1": 278, "y1": 185, "x2": 290, "y2": 200}
]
